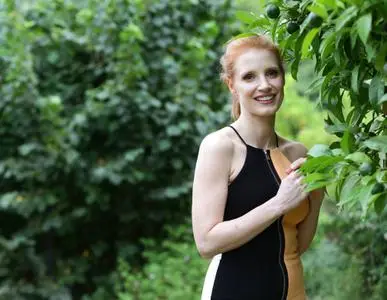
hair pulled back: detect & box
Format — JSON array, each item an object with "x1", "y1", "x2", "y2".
[{"x1": 220, "y1": 35, "x2": 284, "y2": 120}]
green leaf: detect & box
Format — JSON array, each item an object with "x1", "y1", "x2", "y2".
[
  {"x1": 317, "y1": 0, "x2": 337, "y2": 9},
  {"x1": 302, "y1": 28, "x2": 319, "y2": 58},
  {"x1": 339, "y1": 173, "x2": 361, "y2": 206},
  {"x1": 248, "y1": 17, "x2": 270, "y2": 29},
  {"x1": 374, "y1": 192, "x2": 387, "y2": 215},
  {"x1": 379, "y1": 94, "x2": 387, "y2": 105},
  {"x1": 375, "y1": 43, "x2": 387, "y2": 72},
  {"x1": 124, "y1": 149, "x2": 144, "y2": 162},
  {"x1": 356, "y1": 13, "x2": 372, "y2": 45},
  {"x1": 308, "y1": 4, "x2": 328, "y2": 19},
  {"x1": 290, "y1": 32, "x2": 306, "y2": 79},
  {"x1": 365, "y1": 43, "x2": 376, "y2": 62},
  {"x1": 319, "y1": 31, "x2": 336, "y2": 60},
  {"x1": 271, "y1": 18, "x2": 280, "y2": 42},
  {"x1": 166, "y1": 125, "x2": 182, "y2": 136},
  {"x1": 350, "y1": 25, "x2": 358, "y2": 48},
  {"x1": 345, "y1": 152, "x2": 372, "y2": 164},
  {"x1": 305, "y1": 180, "x2": 332, "y2": 192},
  {"x1": 335, "y1": 6, "x2": 358, "y2": 31},
  {"x1": 359, "y1": 184, "x2": 376, "y2": 216},
  {"x1": 18, "y1": 143, "x2": 39, "y2": 156},
  {"x1": 325, "y1": 123, "x2": 347, "y2": 134},
  {"x1": 307, "y1": 144, "x2": 333, "y2": 157},
  {"x1": 301, "y1": 155, "x2": 344, "y2": 174},
  {"x1": 369, "y1": 76, "x2": 384, "y2": 107},
  {"x1": 305, "y1": 157, "x2": 345, "y2": 175},
  {"x1": 304, "y1": 172, "x2": 331, "y2": 183},
  {"x1": 235, "y1": 11, "x2": 256, "y2": 25},
  {"x1": 351, "y1": 65, "x2": 360, "y2": 93},
  {"x1": 363, "y1": 136, "x2": 387, "y2": 152},
  {"x1": 340, "y1": 131, "x2": 355, "y2": 154}
]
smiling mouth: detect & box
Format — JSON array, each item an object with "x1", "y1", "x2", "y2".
[{"x1": 254, "y1": 95, "x2": 275, "y2": 103}]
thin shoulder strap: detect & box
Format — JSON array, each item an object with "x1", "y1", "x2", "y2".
[
  {"x1": 228, "y1": 125, "x2": 248, "y2": 146},
  {"x1": 275, "y1": 132, "x2": 279, "y2": 147}
]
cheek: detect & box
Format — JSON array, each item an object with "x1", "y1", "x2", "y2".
[
  {"x1": 271, "y1": 77, "x2": 284, "y2": 90},
  {"x1": 238, "y1": 81, "x2": 257, "y2": 94}
]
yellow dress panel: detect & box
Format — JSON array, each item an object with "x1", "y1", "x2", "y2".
[{"x1": 270, "y1": 149, "x2": 309, "y2": 300}]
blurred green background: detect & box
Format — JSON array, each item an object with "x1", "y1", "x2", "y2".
[{"x1": 0, "y1": 0, "x2": 386, "y2": 299}]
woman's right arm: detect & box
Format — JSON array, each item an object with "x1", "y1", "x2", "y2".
[{"x1": 192, "y1": 133, "x2": 307, "y2": 259}]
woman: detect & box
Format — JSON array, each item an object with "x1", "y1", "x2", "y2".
[{"x1": 191, "y1": 35, "x2": 324, "y2": 300}]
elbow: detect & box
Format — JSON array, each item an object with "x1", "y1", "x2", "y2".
[{"x1": 196, "y1": 240, "x2": 216, "y2": 259}]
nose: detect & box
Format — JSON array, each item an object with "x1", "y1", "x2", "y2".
[{"x1": 257, "y1": 76, "x2": 272, "y2": 92}]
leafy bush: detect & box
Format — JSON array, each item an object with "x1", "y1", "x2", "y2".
[
  {"x1": 239, "y1": 0, "x2": 387, "y2": 217},
  {"x1": 302, "y1": 211, "x2": 364, "y2": 300},
  {"x1": 114, "y1": 221, "x2": 208, "y2": 300},
  {"x1": 0, "y1": 0, "x2": 237, "y2": 298},
  {"x1": 322, "y1": 207, "x2": 387, "y2": 299}
]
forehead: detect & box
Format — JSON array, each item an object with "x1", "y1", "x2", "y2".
[{"x1": 234, "y1": 48, "x2": 279, "y2": 74}]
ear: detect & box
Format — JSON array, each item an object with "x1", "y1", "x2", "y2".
[{"x1": 226, "y1": 78, "x2": 235, "y2": 94}]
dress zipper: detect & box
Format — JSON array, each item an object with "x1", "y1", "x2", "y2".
[
  {"x1": 264, "y1": 149, "x2": 287, "y2": 300},
  {"x1": 264, "y1": 150, "x2": 280, "y2": 186}
]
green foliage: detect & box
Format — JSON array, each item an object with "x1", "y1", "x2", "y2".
[
  {"x1": 303, "y1": 239, "x2": 363, "y2": 299},
  {"x1": 309, "y1": 207, "x2": 387, "y2": 299},
  {"x1": 238, "y1": 0, "x2": 387, "y2": 217},
  {"x1": 276, "y1": 75, "x2": 334, "y2": 148},
  {"x1": 114, "y1": 221, "x2": 208, "y2": 300},
  {"x1": 0, "y1": 0, "x2": 237, "y2": 297}
]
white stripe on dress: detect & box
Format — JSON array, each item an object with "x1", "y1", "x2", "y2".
[{"x1": 201, "y1": 254, "x2": 222, "y2": 300}]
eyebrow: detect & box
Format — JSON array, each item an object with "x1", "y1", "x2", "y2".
[{"x1": 240, "y1": 66, "x2": 279, "y2": 76}]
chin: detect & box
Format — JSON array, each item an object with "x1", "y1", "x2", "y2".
[
  {"x1": 251, "y1": 109, "x2": 278, "y2": 117},
  {"x1": 251, "y1": 101, "x2": 282, "y2": 116}
]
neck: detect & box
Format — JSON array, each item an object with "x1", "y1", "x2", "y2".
[{"x1": 232, "y1": 113, "x2": 277, "y2": 149}]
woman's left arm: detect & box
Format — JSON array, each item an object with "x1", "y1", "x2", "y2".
[{"x1": 296, "y1": 189, "x2": 324, "y2": 254}]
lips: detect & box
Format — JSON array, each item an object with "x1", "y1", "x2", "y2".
[{"x1": 254, "y1": 94, "x2": 275, "y2": 103}]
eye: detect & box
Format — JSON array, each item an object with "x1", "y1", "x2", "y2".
[
  {"x1": 242, "y1": 72, "x2": 255, "y2": 81},
  {"x1": 266, "y1": 68, "x2": 280, "y2": 78}
]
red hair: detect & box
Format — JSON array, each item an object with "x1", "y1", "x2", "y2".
[{"x1": 220, "y1": 35, "x2": 284, "y2": 120}]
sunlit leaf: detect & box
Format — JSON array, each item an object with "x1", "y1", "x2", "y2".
[
  {"x1": 307, "y1": 144, "x2": 333, "y2": 157},
  {"x1": 302, "y1": 28, "x2": 320, "y2": 58},
  {"x1": 335, "y1": 6, "x2": 358, "y2": 31},
  {"x1": 363, "y1": 136, "x2": 387, "y2": 152},
  {"x1": 235, "y1": 11, "x2": 256, "y2": 25},
  {"x1": 356, "y1": 13, "x2": 372, "y2": 45}
]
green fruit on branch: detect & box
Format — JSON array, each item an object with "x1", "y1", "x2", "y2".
[
  {"x1": 306, "y1": 12, "x2": 323, "y2": 28},
  {"x1": 286, "y1": 21, "x2": 300, "y2": 34},
  {"x1": 266, "y1": 4, "x2": 280, "y2": 19},
  {"x1": 359, "y1": 162, "x2": 374, "y2": 176},
  {"x1": 371, "y1": 183, "x2": 385, "y2": 195}
]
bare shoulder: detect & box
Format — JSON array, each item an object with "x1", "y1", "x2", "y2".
[
  {"x1": 198, "y1": 127, "x2": 235, "y2": 158},
  {"x1": 278, "y1": 136, "x2": 308, "y2": 163}
]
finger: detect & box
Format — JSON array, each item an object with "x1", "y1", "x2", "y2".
[
  {"x1": 288, "y1": 170, "x2": 299, "y2": 179},
  {"x1": 296, "y1": 175, "x2": 305, "y2": 184},
  {"x1": 289, "y1": 157, "x2": 307, "y2": 171}
]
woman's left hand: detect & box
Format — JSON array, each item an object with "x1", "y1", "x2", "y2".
[{"x1": 286, "y1": 157, "x2": 306, "y2": 174}]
